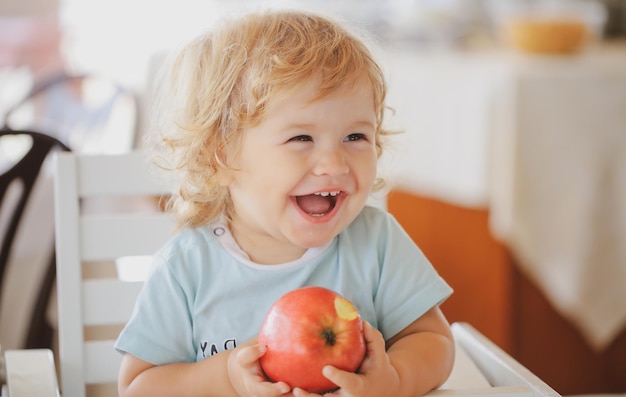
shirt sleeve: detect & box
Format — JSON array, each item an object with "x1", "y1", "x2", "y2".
[
  {"x1": 373, "y1": 211, "x2": 453, "y2": 340},
  {"x1": 114, "y1": 251, "x2": 197, "y2": 365}
]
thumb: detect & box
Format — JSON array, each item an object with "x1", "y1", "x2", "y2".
[
  {"x1": 234, "y1": 343, "x2": 266, "y2": 366},
  {"x1": 360, "y1": 321, "x2": 386, "y2": 368},
  {"x1": 363, "y1": 321, "x2": 384, "y2": 349}
]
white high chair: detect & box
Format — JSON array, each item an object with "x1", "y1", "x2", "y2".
[
  {"x1": 2, "y1": 151, "x2": 561, "y2": 397},
  {"x1": 3, "y1": 151, "x2": 175, "y2": 397}
]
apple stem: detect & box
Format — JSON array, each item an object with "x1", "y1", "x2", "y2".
[{"x1": 321, "y1": 328, "x2": 337, "y2": 346}]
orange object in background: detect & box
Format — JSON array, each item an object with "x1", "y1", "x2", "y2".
[
  {"x1": 387, "y1": 189, "x2": 626, "y2": 395},
  {"x1": 504, "y1": 18, "x2": 589, "y2": 54},
  {"x1": 387, "y1": 190, "x2": 514, "y2": 354},
  {"x1": 489, "y1": 0, "x2": 607, "y2": 55}
]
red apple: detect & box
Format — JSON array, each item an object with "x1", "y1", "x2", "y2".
[{"x1": 258, "y1": 286, "x2": 366, "y2": 393}]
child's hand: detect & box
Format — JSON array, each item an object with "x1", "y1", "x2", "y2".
[
  {"x1": 292, "y1": 321, "x2": 400, "y2": 397},
  {"x1": 227, "y1": 339, "x2": 293, "y2": 397}
]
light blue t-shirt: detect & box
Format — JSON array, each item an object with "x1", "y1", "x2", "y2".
[{"x1": 114, "y1": 206, "x2": 452, "y2": 365}]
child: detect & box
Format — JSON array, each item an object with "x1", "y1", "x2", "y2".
[{"x1": 116, "y1": 9, "x2": 454, "y2": 397}]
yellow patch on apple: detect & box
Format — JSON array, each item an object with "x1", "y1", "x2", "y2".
[{"x1": 334, "y1": 296, "x2": 359, "y2": 321}]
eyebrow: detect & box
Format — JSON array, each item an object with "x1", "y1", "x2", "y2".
[
  {"x1": 350, "y1": 120, "x2": 376, "y2": 129},
  {"x1": 281, "y1": 120, "x2": 375, "y2": 131}
]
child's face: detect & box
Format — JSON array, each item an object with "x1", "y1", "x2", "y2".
[{"x1": 224, "y1": 78, "x2": 378, "y2": 264}]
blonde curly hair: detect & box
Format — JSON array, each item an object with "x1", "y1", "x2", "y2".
[{"x1": 148, "y1": 10, "x2": 390, "y2": 229}]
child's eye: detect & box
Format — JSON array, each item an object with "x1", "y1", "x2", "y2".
[
  {"x1": 344, "y1": 133, "x2": 367, "y2": 142},
  {"x1": 288, "y1": 135, "x2": 313, "y2": 142}
]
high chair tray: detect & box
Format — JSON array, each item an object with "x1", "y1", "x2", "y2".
[
  {"x1": 429, "y1": 323, "x2": 561, "y2": 397},
  {"x1": 2, "y1": 322, "x2": 560, "y2": 397}
]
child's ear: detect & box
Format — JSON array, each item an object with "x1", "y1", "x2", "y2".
[
  {"x1": 215, "y1": 166, "x2": 234, "y2": 187},
  {"x1": 214, "y1": 142, "x2": 239, "y2": 186}
]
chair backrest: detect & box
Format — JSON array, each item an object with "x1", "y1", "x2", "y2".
[
  {"x1": 53, "y1": 151, "x2": 176, "y2": 397},
  {"x1": 0, "y1": 129, "x2": 70, "y2": 349}
]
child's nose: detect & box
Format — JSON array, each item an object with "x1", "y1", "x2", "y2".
[{"x1": 312, "y1": 149, "x2": 349, "y2": 176}]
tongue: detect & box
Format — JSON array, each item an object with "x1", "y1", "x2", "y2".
[{"x1": 296, "y1": 194, "x2": 333, "y2": 215}]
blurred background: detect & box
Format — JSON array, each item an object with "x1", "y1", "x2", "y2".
[{"x1": 1, "y1": 0, "x2": 625, "y2": 395}]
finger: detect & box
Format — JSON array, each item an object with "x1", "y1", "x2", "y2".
[
  {"x1": 252, "y1": 380, "x2": 292, "y2": 396},
  {"x1": 362, "y1": 322, "x2": 386, "y2": 362},
  {"x1": 235, "y1": 344, "x2": 267, "y2": 367},
  {"x1": 292, "y1": 387, "x2": 322, "y2": 397},
  {"x1": 363, "y1": 321, "x2": 383, "y2": 346},
  {"x1": 322, "y1": 365, "x2": 363, "y2": 392}
]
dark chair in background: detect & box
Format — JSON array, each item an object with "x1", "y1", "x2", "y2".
[{"x1": 0, "y1": 128, "x2": 70, "y2": 350}]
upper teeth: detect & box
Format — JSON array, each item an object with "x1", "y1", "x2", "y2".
[{"x1": 315, "y1": 191, "x2": 339, "y2": 197}]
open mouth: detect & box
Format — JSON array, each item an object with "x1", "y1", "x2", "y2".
[{"x1": 295, "y1": 191, "x2": 340, "y2": 217}]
